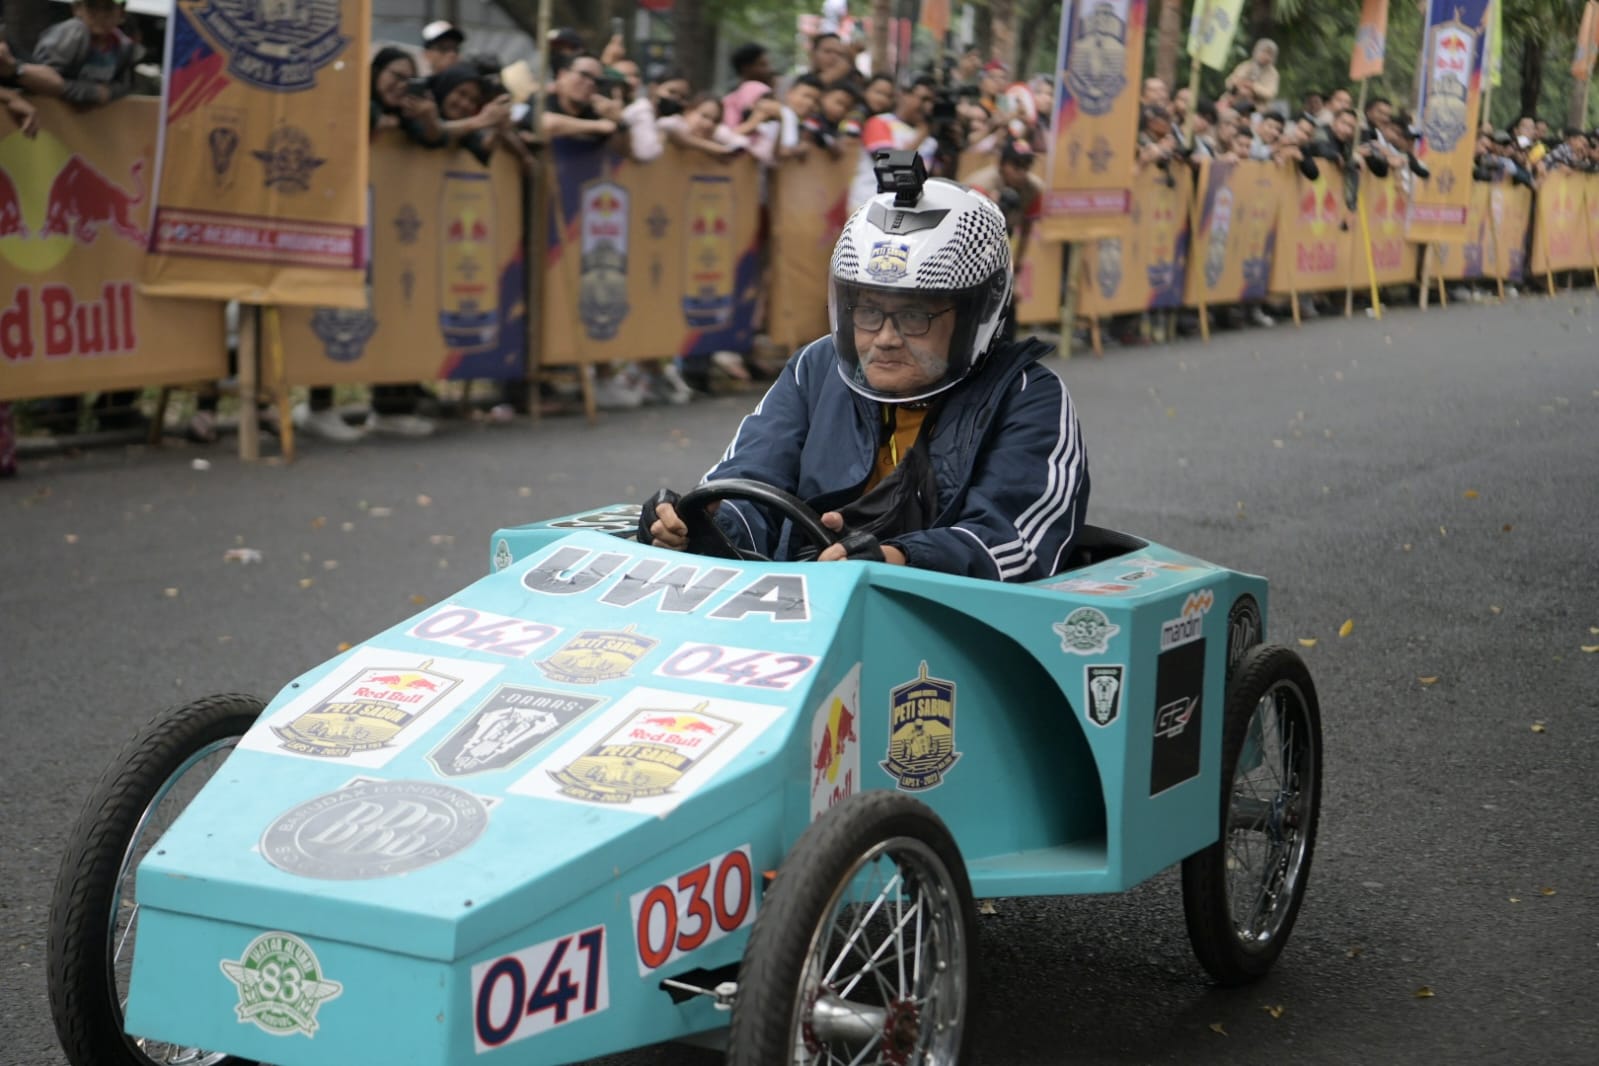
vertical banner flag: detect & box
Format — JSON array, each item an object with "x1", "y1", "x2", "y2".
[
  {"x1": 1573, "y1": 1, "x2": 1599, "y2": 80},
  {"x1": 1350, "y1": 0, "x2": 1390, "y2": 81},
  {"x1": 1487, "y1": 0, "x2": 1502, "y2": 87},
  {"x1": 1409, "y1": 0, "x2": 1490, "y2": 242},
  {"x1": 142, "y1": 0, "x2": 372, "y2": 308},
  {"x1": 1043, "y1": 0, "x2": 1148, "y2": 241},
  {"x1": 921, "y1": 0, "x2": 952, "y2": 41},
  {"x1": 1188, "y1": 0, "x2": 1245, "y2": 72}
]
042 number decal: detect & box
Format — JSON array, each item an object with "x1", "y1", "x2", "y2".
[
  {"x1": 471, "y1": 926, "x2": 607, "y2": 1053},
  {"x1": 629, "y1": 846, "x2": 756, "y2": 975},
  {"x1": 654, "y1": 643, "x2": 817, "y2": 691},
  {"x1": 409, "y1": 605, "x2": 561, "y2": 659}
]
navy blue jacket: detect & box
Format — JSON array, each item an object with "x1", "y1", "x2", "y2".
[{"x1": 705, "y1": 336, "x2": 1089, "y2": 582}]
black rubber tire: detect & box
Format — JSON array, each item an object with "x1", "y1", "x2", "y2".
[
  {"x1": 1181, "y1": 645, "x2": 1322, "y2": 986},
  {"x1": 48, "y1": 693, "x2": 265, "y2": 1066},
  {"x1": 1225, "y1": 593, "x2": 1263, "y2": 686},
  {"x1": 727, "y1": 791, "x2": 978, "y2": 1065}
]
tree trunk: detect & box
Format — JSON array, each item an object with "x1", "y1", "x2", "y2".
[
  {"x1": 871, "y1": 0, "x2": 893, "y2": 77},
  {"x1": 1519, "y1": 37, "x2": 1544, "y2": 121},
  {"x1": 674, "y1": 0, "x2": 716, "y2": 97},
  {"x1": 990, "y1": 0, "x2": 1016, "y2": 72},
  {"x1": 1015, "y1": 0, "x2": 1059, "y2": 75},
  {"x1": 974, "y1": 1, "x2": 993, "y2": 61},
  {"x1": 1567, "y1": 80, "x2": 1591, "y2": 128},
  {"x1": 1155, "y1": 0, "x2": 1183, "y2": 93}
]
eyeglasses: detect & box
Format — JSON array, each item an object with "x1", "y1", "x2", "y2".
[
  {"x1": 571, "y1": 69, "x2": 601, "y2": 84},
  {"x1": 849, "y1": 305, "x2": 953, "y2": 336}
]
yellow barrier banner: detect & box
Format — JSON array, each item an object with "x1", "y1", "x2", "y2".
[
  {"x1": 1352, "y1": 171, "x2": 1419, "y2": 286},
  {"x1": 1434, "y1": 181, "x2": 1532, "y2": 281},
  {"x1": 1, "y1": 99, "x2": 225, "y2": 402},
  {"x1": 1184, "y1": 159, "x2": 1283, "y2": 306},
  {"x1": 1271, "y1": 171, "x2": 1357, "y2": 294},
  {"x1": 1529, "y1": 171, "x2": 1599, "y2": 276},
  {"x1": 1077, "y1": 164, "x2": 1192, "y2": 317},
  {"x1": 767, "y1": 147, "x2": 858, "y2": 351},
  {"x1": 1015, "y1": 239, "x2": 1065, "y2": 325},
  {"x1": 141, "y1": 0, "x2": 371, "y2": 307},
  {"x1": 1043, "y1": 0, "x2": 1147, "y2": 241},
  {"x1": 278, "y1": 135, "x2": 526, "y2": 386},
  {"x1": 540, "y1": 141, "x2": 761, "y2": 367}
]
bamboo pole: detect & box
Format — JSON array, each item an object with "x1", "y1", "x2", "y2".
[
  {"x1": 1060, "y1": 242, "x2": 1082, "y2": 359},
  {"x1": 237, "y1": 304, "x2": 259, "y2": 462},
  {"x1": 1356, "y1": 183, "x2": 1382, "y2": 319},
  {"x1": 264, "y1": 305, "x2": 294, "y2": 463},
  {"x1": 1347, "y1": 79, "x2": 1370, "y2": 319}
]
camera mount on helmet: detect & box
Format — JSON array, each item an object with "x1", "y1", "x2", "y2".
[{"x1": 873, "y1": 149, "x2": 928, "y2": 208}]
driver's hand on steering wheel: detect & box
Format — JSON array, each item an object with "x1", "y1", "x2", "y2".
[
  {"x1": 650, "y1": 502, "x2": 691, "y2": 550},
  {"x1": 816, "y1": 513, "x2": 908, "y2": 565}
]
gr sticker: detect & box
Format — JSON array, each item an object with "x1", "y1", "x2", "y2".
[
  {"x1": 810, "y1": 664, "x2": 862, "y2": 820},
  {"x1": 630, "y1": 845, "x2": 756, "y2": 975},
  {"x1": 428, "y1": 685, "x2": 604, "y2": 777},
  {"x1": 1084, "y1": 664, "x2": 1123, "y2": 727},
  {"x1": 237, "y1": 649, "x2": 502, "y2": 769},
  {"x1": 219, "y1": 932, "x2": 343, "y2": 1037},
  {"x1": 506, "y1": 688, "x2": 783, "y2": 817},
  {"x1": 1159, "y1": 588, "x2": 1214, "y2": 651},
  {"x1": 882, "y1": 661, "x2": 960, "y2": 791},
  {"x1": 1151, "y1": 637, "x2": 1205, "y2": 796},
  {"x1": 655, "y1": 642, "x2": 818, "y2": 691},
  {"x1": 537, "y1": 625, "x2": 658, "y2": 684},
  {"x1": 408, "y1": 604, "x2": 561, "y2": 659},
  {"x1": 260, "y1": 779, "x2": 489, "y2": 880},
  {"x1": 1053, "y1": 607, "x2": 1120, "y2": 655},
  {"x1": 472, "y1": 926, "x2": 608, "y2": 1053}
]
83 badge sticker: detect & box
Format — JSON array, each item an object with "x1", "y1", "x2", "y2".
[{"x1": 220, "y1": 932, "x2": 342, "y2": 1037}]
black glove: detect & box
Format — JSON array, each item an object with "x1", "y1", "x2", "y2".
[
  {"x1": 637, "y1": 488, "x2": 680, "y2": 546},
  {"x1": 836, "y1": 529, "x2": 887, "y2": 562}
]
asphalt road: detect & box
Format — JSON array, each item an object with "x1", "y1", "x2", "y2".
[{"x1": 4, "y1": 293, "x2": 1597, "y2": 1066}]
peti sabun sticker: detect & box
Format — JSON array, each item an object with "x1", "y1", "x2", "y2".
[
  {"x1": 507, "y1": 687, "x2": 782, "y2": 817},
  {"x1": 1053, "y1": 606, "x2": 1120, "y2": 655},
  {"x1": 882, "y1": 661, "x2": 960, "y2": 791},
  {"x1": 219, "y1": 932, "x2": 342, "y2": 1037},
  {"x1": 865, "y1": 239, "x2": 910, "y2": 280},
  {"x1": 537, "y1": 624, "x2": 658, "y2": 684},
  {"x1": 237, "y1": 648, "x2": 502, "y2": 769}
]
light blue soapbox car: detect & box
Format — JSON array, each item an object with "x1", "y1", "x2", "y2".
[{"x1": 48, "y1": 482, "x2": 1323, "y2": 1066}]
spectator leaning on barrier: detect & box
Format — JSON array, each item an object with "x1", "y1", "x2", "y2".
[
  {"x1": 538, "y1": 52, "x2": 628, "y2": 150},
  {"x1": 420, "y1": 21, "x2": 464, "y2": 76},
  {"x1": 850, "y1": 76, "x2": 937, "y2": 211},
  {"x1": 810, "y1": 82, "x2": 863, "y2": 154},
  {"x1": 750, "y1": 74, "x2": 823, "y2": 165},
  {"x1": 723, "y1": 43, "x2": 776, "y2": 130},
  {"x1": 0, "y1": 42, "x2": 39, "y2": 136},
  {"x1": 1542, "y1": 127, "x2": 1595, "y2": 174},
  {"x1": 810, "y1": 32, "x2": 860, "y2": 92},
  {"x1": 370, "y1": 46, "x2": 444, "y2": 147},
  {"x1": 861, "y1": 74, "x2": 896, "y2": 118},
  {"x1": 20, "y1": 0, "x2": 140, "y2": 106},
  {"x1": 655, "y1": 92, "x2": 749, "y2": 158}
]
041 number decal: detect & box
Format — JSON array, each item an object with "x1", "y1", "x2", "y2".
[
  {"x1": 471, "y1": 926, "x2": 607, "y2": 1053},
  {"x1": 629, "y1": 846, "x2": 756, "y2": 975},
  {"x1": 409, "y1": 605, "x2": 561, "y2": 659},
  {"x1": 654, "y1": 643, "x2": 817, "y2": 691}
]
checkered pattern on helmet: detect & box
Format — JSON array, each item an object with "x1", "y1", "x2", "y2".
[
  {"x1": 915, "y1": 198, "x2": 1009, "y2": 289},
  {"x1": 829, "y1": 204, "x2": 870, "y2": 278}
]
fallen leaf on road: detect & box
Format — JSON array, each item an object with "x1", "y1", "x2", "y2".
[
  {"x1": 429, "y1": 534, "x2": 455, "y2": 545},
  {"x1": 1418, "y1": 676, "x2": 1438, "y2": 685},
  {"x1": 1402, "y1": 543, "x2": 1413, "y2": 552},
  {"x1": 1540, "y1": 887, "x2": 1556, "y2": 896},
  {"x1": 310, "y1": 516, "x2": 326, "y2": 530},
  {"x1": 369, "y1": 507, "x2": 393, "y2": 518},
  {"x1": 1166, "y1": 407, "x2": 1177, "y2": 418},
  {"x1": 1439, "y1": 526, "x2": 1448, "y2": 536},
  {"x1": 1531, "y1": 723, "x2": 1546, "y2": 733},
  {"x1": 416, "y1": 494, "x2": 433, "y2": 507},
  {"x1": 1264, "y1": 1005, "x2": 1285, "y2": 1019},
  {"x1": 163, "y1": 587, "x2": 179, "y2": 598},
  {"x1": 223, "y1": 548, "x2": 262, "y2": 564},
  {"x1": 322, "y1": 559, "x2": 339, "y2": 570},
  {"x1": 1581, "y1": 645, "x2": 1599, "y2": 654},
  {"x1": 64, "y1": 533, "x2": 78, "y2": 544},
  {"x1": 1463, "y1": 490, "x2": 1479, "y2": 499},
  {"x1": 335, "y1": 641, "x2": 352, "y2": 652},
  {"x1": 1590, "y1": 626, "x2": 1599, "y2": 635},
  {"x1": 1298, "y1": 638, "x2": 1318, "y2": 648},
  {"x1": 1502, "y1": 524, "x2": 1514, "y2": 532},
  {"x1": 1272, "y1": 439, "x2": 1285, "y2": 448},
  {"x1": 1339, "y1": 619, "x2": 1354, "y2": 638},
  {"x1": 298, "y1": 578, "x2": 314, "y2": 589},
  {"x1": 1414, "y1": 987, "x2": 1435, "y2": 999},
  {"x1": 191, "y1": 458, "x2": 210, "y2": 471},
  {"x1": 1208, "y1": 1023, "x2": 1228, "y2": 1036},
  {"x1": 341, "y1": 521, "x2": 355, "y2": 532},
  {"x1": 410, "y1": 594, "x2": 427, "y2": 605},
  {"x1": 517, "y1": 486, "x2": 532, "y2": 497},
  {"x1": 1490, "y1": 606, "x2": 1502, "y2": 615},
  {"x1": 1346, "y1": 946, "x2": 1364, "y2": 958},
  {"x1": 978, "y1": 900, "x2": 997, "y2": 915},
  {"x1": 1509, "y1": 897, "x2": 1520, "y2": 903}
]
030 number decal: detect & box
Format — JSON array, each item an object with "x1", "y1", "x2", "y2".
[
  {"x1": 471, "y1": 926, "x2": 607, "y2": 1053},
  {"x1": 409, "y1": 605, "x2": 561, "y2": 659},
  {"x1": 629, "y1": 846, "x2": 755, "y2": 975},
  {"x1": 654, "y1": 643, "x2": 817, "y2": 691}
]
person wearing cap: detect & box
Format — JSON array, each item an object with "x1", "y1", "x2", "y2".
[
  {"x1": 549, "y1": 27, "x2": 586, "y2": 62},
  {"x1": 644, "y1": 155, "x2": 1087, "y2": 579},
  {"x1": 20, "y1": 0, "x2": 141, "y2": 107},
  {"x1": 421, "y1": 21, "x2": 464, "y2": 76}
]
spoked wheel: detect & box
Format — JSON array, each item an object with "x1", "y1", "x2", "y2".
[
  {"x1": 1182, "y1": 645, "x2": 1322, "y2": 985},
  {"x1": 48, "y1": 694, "x2": 265, "y2": 1066},
  {"x1": 728, "y1": 791, "x2": 977, "y2": 1065}
]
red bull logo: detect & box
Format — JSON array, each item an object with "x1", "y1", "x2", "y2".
[
  {"x1": 39, "y1": 157, "x2": 147, "y2": 246},
  {"x1": 0, "y1": 169, "x2": 27, "y2": 239},
  {"x1": 810, "y1": 668, "x2": 863, "y2": 819}
]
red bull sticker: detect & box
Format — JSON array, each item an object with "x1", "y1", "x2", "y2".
[
  {"x1": 882, "y1": 661, "x2": 960, "y2": 792},
  {"x1": 237, "y1": 648, "x2": 502, "y2": 769},
  {"x1": 506, "y1": 687, "x2": 783, "y2": 817},
  {"x1": 810, "y1": 664, "x2": 862, "y2": 820}
]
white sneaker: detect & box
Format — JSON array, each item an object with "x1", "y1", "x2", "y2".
[
  {"x1": 366, "y1": 412, "x2": 435, "y2": 437},
  {"x1": 1297, "y1": 295, "x2": 1320, "y2": 319},
  {"x1": 1449, "y1": 285, "x2": 1474, "y2": 302},
  {"x1": 651, "y1": 365, "x2": 695, "y2": 406},
  {"x1": 1505, "y1": 285, "x2": 1520, "y2": 299},
  {"x1": 594, "y1": 373, "x2": 647, "y2": 409},
  {"x1": 301, "y1": 406, "x2": 366, "y2": 442},
  {"x1": 1249, "y1": 306, "x2": 1275, "y2": 328},
  {"x1": 711, "y1": 350, "x2": 752, "y2": 381}
]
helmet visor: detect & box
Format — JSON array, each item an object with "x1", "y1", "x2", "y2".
[{"x1": 828, "y1": 276, "x2": 1005, "y2": 403}]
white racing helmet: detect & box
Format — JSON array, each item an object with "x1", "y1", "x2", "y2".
[{"x1": 828, "y1": 151, "x2": 1013, "y2": 403}]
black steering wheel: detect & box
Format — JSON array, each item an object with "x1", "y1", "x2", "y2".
[{"x1": 674, "y1": 479, "x2": 839, "y2": 561}]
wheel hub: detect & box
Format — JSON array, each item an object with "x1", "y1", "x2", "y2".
[{"x1": 882, "y1": 997, "x2": 922, "y2": 1063}]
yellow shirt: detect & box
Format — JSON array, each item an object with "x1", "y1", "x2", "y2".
[{"x1": 864, "y1": 405, "x2": 927, "y2": 492}]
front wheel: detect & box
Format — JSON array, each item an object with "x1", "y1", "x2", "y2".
[
  {"x1": 727, "y1": 791, "x2": 978, "y2": 1065},
  {"x1": 48, "y1": 693, "x2": 265, "y2": 1066},
  {"x1": 1181, "y1": 645, "x2": 1322, "y2": 985}
]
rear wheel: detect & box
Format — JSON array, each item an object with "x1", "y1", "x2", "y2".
[
  {"x1": 48, "y1": 693, "x2": 264, "y2": 1066},
  {"x1": 728, "y1": 791, "x2": 977, "y2": 1065},
  {"x1": 1181, "y1": 645, "x2": 1321, "y2": 985}
]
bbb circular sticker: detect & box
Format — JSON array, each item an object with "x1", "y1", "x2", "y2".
[{"x1": 261, "y1": 778, "x2": 488, "y2": 880}]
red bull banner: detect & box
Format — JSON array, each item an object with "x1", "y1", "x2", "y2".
[
  {"x1": 541, "y1": 141, "x2": 761, "y2": 367},
  {"x1": 1350, "y1": 0, "x2": 1390, "y2": 81},
  {"x1": 1529, "y1": 171, "x2": 1599, "y2": 277},
  {"x1": 141, "y1": 0, "x2": 371, "y2": 307},
  {"x1": 1015, "y1": 238, "x2": 1065, "y2": 325},
  {"x1": 1270, "y1": 170, "x2": 1357, "y2": 294},
  {"x1": 1408, "y1": 0, "x2": 1490, "y2": 242},
  {"x1": 1042, "y1": 0, "x2": 1148, "y2": 241},
  {"x1": 1352, "y1": 172, "x2": 1419, "y2": 286},
  {"x1": 767, "y1": 147, "x2": 858, "y2": 350},
  {"x1": 0, "y1": 99, "x2": 225, "y2": 402},
  {"x1": 1184, "y1": 159, "x2": 1283, "y2": 307},
  {"x1": 1434, "y1": 181, "x2": 1532, "y2": 282},
  {"x1": 1076, "y1": 163, "x2": 1191, "y2": 317},
  {"x1": 277, "y1": 134, "x2": 525, "y2": 386}
]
